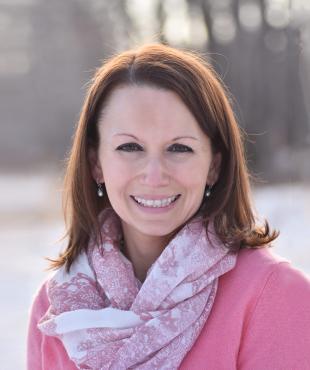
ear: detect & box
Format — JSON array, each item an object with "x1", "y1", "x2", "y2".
[
  {"x1": 88, "y1": 147, "x2": 104, "y2": 183},
  {"x1": 207, "y1": 152, "x2": 221, "y2": 185}
]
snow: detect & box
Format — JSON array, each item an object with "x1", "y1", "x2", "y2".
[{"x1": 0, "y1": 172, "x2": 309, "y2": 369}]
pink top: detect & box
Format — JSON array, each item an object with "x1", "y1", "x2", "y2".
[{"x1": 27, "y1": 247, "x2": 310, "y2": 369}]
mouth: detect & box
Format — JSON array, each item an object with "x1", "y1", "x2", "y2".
[{"x1": 130, "y1": 194, "x2": 181, "y2": 208}]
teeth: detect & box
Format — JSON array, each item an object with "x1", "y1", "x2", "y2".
[{"x1": 133, "y1": 195, "x2": 179, "y2": 207}]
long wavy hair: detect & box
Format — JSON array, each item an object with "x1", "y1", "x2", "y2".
[{"x1": 49, "y1": 43, "x2": 278, "y2": 272}]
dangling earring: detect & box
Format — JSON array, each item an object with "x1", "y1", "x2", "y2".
[
  {"x1": 97, "y1": 182, "x2": 104, "y2": 197},
  {"x1": 205, "y1": 184, "x2": 213, "y2": 198}
]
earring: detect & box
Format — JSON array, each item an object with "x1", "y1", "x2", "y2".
[
  {"x1": 97, "y1": 182, "x2": 104, "y2": 197},
  {"x1": 205, "y1": 184, "x2": 213, "y2": 198}
]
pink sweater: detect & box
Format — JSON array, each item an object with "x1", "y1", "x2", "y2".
[{"x1": 27, "y1": 247, "x2": 310, "y2": 369}]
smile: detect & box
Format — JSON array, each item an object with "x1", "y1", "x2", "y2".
[{"x1": 131, "y1": 194, "x2": 181, "y2": 208}]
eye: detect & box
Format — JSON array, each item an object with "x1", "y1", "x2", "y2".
[
  {"x1": 168, "y1": 143, "x2": 193, "y2": 153},
  {"x1": 116, "y1": 142, "x2": 143, "y2": 152}
]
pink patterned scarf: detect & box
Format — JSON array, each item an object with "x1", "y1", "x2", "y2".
[{"x1": 38, "y1": 208, "x2": 237, "y2": 369}]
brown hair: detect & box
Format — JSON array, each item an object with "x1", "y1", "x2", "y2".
[{"x1": 49, "y1": 43, "x2": 278, "y2": 272}]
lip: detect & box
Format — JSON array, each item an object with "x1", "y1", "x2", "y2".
[
  {"x1": 130, "y1": 194, "x2": 180, "y2": 200},
  {"x1": 130, "y1": 194, "x2": 181, "y2": 213}
]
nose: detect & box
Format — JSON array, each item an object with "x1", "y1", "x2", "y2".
[{"x1": 139, "y1": 157, "x2": 170, "y2": 187}]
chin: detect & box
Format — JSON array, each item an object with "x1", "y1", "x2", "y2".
[{"x1": 134, "y1": 220, "x2": 182, "y2": 238}]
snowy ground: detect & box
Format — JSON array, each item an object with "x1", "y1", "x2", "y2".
[{"x1": 0, "y1": 172, "x2": 309, "y2": 370}]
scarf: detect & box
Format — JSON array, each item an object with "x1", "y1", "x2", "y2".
[{"x1": 38, "y1": 208, "x2": 237, "y2": 369}]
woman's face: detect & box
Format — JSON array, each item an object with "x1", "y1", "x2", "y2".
[{"x1": 91, "y1": 85, "x2": 221, "y2": 238}]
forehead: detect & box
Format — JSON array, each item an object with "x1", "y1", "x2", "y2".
[{"x1": 98, "y1": 85, "x2": 206, "y2": 139}]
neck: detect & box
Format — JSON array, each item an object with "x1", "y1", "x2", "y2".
[{"x1": 121, "y1": 222, "x2": 169, "y2": 283}]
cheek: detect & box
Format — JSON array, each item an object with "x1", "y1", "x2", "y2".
[
  {"x1": 101, "y1": 159, "x2": 133, "y2": 194},
  {"x1": 175, "y1": 162, "x2": 210, "y2": 208},
  {"x1": 176, "y1": 158, "x2": 210, "y2": 185}
]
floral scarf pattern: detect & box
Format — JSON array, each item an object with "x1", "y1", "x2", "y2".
[{"x1": 38, "y1": 208, "x2": 237, "y2": 369}]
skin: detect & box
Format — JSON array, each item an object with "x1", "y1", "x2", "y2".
[{"x1": 90, "y1": 85, "x2": 221, "y2": 282}]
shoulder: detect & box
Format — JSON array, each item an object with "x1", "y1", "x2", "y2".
[
  {"x1": 27, "y1": 279, "x2": 50, "y2": 369},
  {"x1": 220, "y1": 246, "x2": 310, "y2": 316},
  {"x1": 230, "y1": 245, "x2": 293, "y2": 276},
  {"x1": 220, "y1": 245, "x2": 309, "y2": 294},
  {"x1": 29, "y1": 279, "x2": 50, "y2": 320},
  {"x1": 208, "y1": 245, "x2": 310, "y2": 321},
  {"x1": 180, "y1": 247, "x2": 310, "y2": 369},
  {"x1": 234, "y1": 246, "x2": 310, "y2": 323},
  {"x1": 233, "y1": 248, "x2": 310, "y2": 369},
  {"x1": 27, "y1": 278, "x2": 78, "y2": 370},
  {"x1": 27, "y1": 278, "x2": 50, "y2": 344}
]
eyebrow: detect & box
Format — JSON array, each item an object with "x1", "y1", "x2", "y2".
[{"x1": 113, "y1": 133, "x2": 198, "y2": 141}]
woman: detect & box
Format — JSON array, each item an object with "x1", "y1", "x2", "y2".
[{"x1": 27, "y1": 44, "x2": 310, "y2": 369}]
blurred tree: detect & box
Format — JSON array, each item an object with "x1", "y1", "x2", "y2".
[
  {"x1": 183, "y1": 0, "x2": 309, "y2": 180},
  {"x1": 0, "y1": 0, "x2": 133, "y2": 169},
  {"x1": 0, "y1": 0, "x2": 309, "y2": 181}
]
